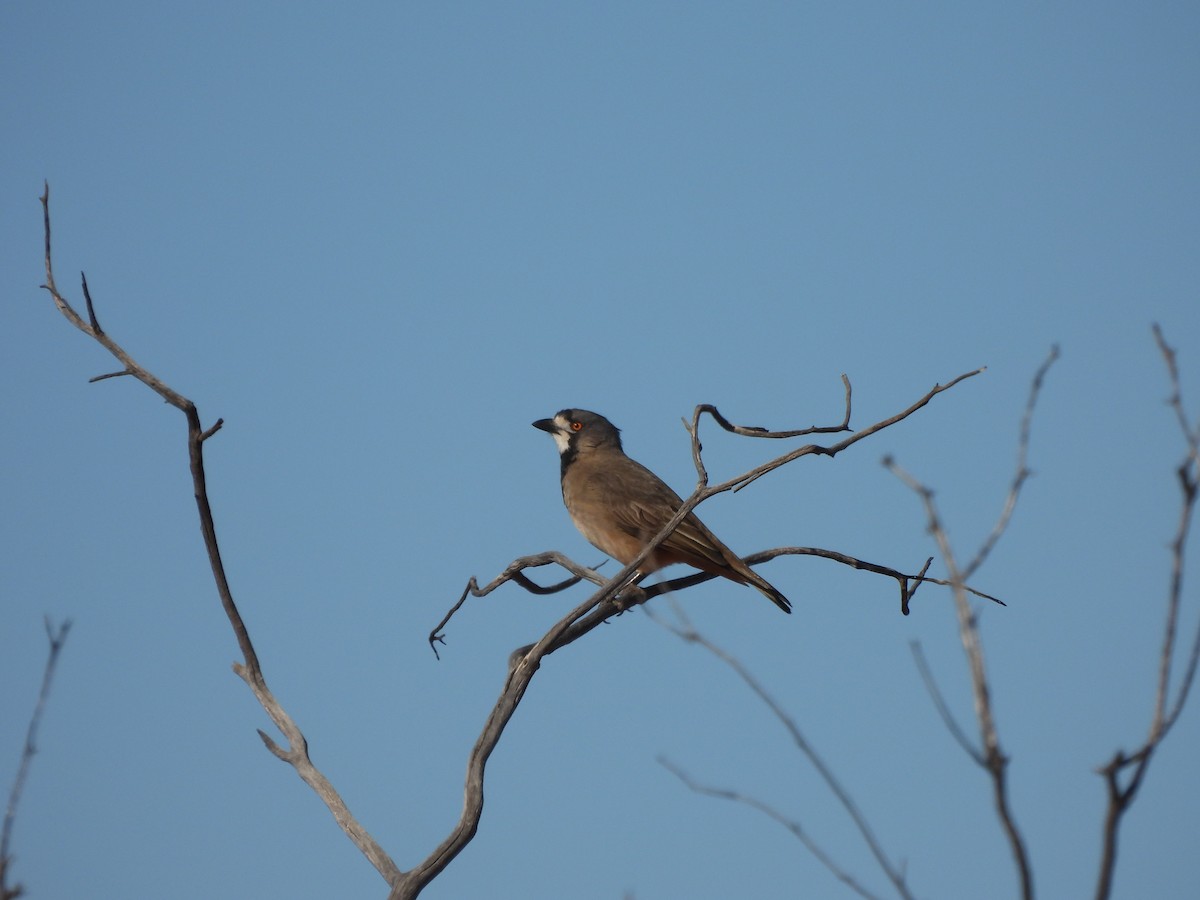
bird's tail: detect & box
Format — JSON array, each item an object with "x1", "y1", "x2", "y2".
[
  {"x1": 753, "y1": 579, "x2": 792, "y2": 614},
  {"x1": 739, "y1": 566, "x2": 791, "y2": 614}
]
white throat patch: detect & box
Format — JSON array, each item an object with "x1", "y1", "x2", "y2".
[{"x1": 550, "y1": 414, "x2": 573, "y2": 454}]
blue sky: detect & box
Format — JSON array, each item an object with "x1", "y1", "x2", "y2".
[{"x1": 3, "y1": 3, "x2": 1198, "y2": 898}]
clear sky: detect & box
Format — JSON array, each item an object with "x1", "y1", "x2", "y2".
[{"x1": 3, "y1": 3, "x2": 1198, "y2": 899}]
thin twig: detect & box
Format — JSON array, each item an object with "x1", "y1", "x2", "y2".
[
  {"x1": 689, "y1": 374, "x2": 853, "y2": 440},
  {"x1": 428, "y1": 552, "x2": 604, "y2": 658},
  {"x1": 658, "y1": 757, "x2": 885, "y2": 900},
  {"x1": 651, "y1": 602, "x2": 914, "y2": 900},
  {"x1": 710, "y1": 367, "x2": 986, "y2": 494},
  {"x1": 909, "y1": 641, "x2": 983, "y2": 766},
  {"x1": 1, "y1": 619, "x2": 72, "y2": 900},
  {"x1": 962, "y1": 346, "x2": 1059, "y2": 581}
]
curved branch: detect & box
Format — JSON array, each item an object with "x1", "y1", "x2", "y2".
[
  {"x1": 658, "y1": 757, "x2": 886, "y2": 900},
  {"x1": 652, "y1": 604, "x2": 914, "y2": 900},
  {"x1": 38, "y1": 187, "x2": 402, "y2": 887}
]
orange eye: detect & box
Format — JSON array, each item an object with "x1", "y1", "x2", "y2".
[{"x1": 570, "y1": 421, "x2": 583, "y2": 431}]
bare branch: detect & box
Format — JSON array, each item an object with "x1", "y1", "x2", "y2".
[
  {"x1": 658, "y1": 757, "x2": 886, "y2": 900},
  {"x1": 432, "y1": 542, "x2": 1004, "y2": 659},
  {"x1": 428, "y1": 551, "x2": 605, "y2": 658},
  {"x1": 38, "y1": 189, "x2": 402, "y2": 888},
  {"x1": 909, "y1": 641, "x2": 983, "y2": 766},
  {"x1": 709, "y1": 367, "x2": 986, "y2": 494},
  {"x1": 646, "y1": 547, "x2": 1000, "y2": 614},
  {"x1": 689, "y1": 373, "x2": 854, "y2": 440},
  {"x1": 1094, "y1": 326, "x2": 1200, "y2": 900},
  {"x1": 885, "y1": 453, "x2": 1034, "y2": 900},
  {"x1": 2, "y1": 618, "x2": 72, "y2": 900},
  {"x1": 650, "y1": 603, "x2": 913, "y2": 900},
  {"x1": 884, "y1": 348, "x2": 1058, "y2": 900},
  {"x1": 1149, "y1": 324, "x2": 1200, "y2": 737},
  {"x1": 962, "y1": 346, "x2": 1059, "y2": 581}
]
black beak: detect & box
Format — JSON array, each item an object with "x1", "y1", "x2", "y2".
[{"x1": 532, "y1": 418, "x2": 557, "y2": 433}]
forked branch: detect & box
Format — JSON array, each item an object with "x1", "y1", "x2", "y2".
[
  {"x1": 888, "y1": 347, "x2": 1058, "y2": 900},
  {"x1": 1093, "y1": 326, "x2": 1200, "y2": 900},
  {"x1": 38, "y1": 186, "x2": 401, "y2": 888}
]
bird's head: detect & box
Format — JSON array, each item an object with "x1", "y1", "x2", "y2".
[{"x1": 532, "y1": 408, "x2": 623, "y2": 457}]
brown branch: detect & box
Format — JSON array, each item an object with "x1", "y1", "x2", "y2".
[
  {"x1": 1094, "y1": 326, "x2": 1200, "y2": 900},
  {"x1": 2, "y1": 618, "x2": 72, "y2": 900},
  {"x1": 38, "y1": 188, "x2": 402, "y2": 888},
  {"x1": 651, "y1": 603, "x2": 914, "y2": 900}
]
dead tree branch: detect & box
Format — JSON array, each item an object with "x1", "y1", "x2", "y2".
[
  {"x1": 1094, "y1": 325, "x2": 1200, "y2": 900},
  {"x1": 1, "y1": 618, "x2": 71, "y2": 900},
  {"x1": 657, "y1": 757, "x2": 885, "y2": 900},
  {"x1": 40, "y1": 186, "x2": 986, "y2": 899},
  {"x1": 887, "y1": 347, "x2": 1058, "y2": 900},
  {"x1": 38, "y1": 186, "x2": 402, "y2": 888},
  {"x1": 651, "y1": 603, "x2": 914, "y2": 900}
]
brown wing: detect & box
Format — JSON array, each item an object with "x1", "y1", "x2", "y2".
[
  {"x1": 587, "y1": 456, "x2": 746, "y2": 574},
  {"x1": 563, "y1": 451, "x2": 792, "y2": 613}
]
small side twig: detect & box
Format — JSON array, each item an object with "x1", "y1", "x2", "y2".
[
  {"x1": 690, "y1": 374, "x2": 854, "y2": 440},
  {"x1": 1, "y1": 618, "x2": 72, "y2": 900},
  {"x1": 428, "y1": 552, "x2": 605, "y2": 659},
  {"x1": 80, "y1": 272, "x2": 102, "y2": 335}
]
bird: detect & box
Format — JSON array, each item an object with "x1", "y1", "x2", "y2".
[{"x1": 532, "y1": 408, "x2": 791, "y2": 613}]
